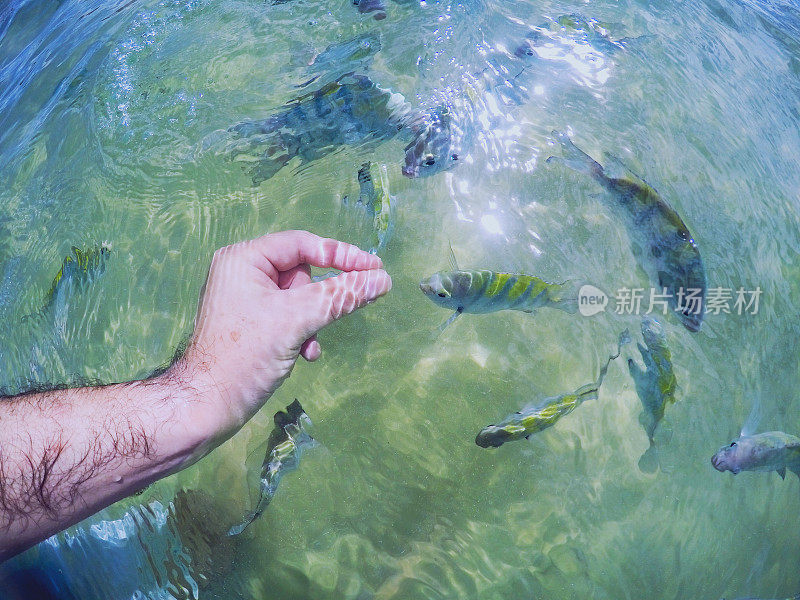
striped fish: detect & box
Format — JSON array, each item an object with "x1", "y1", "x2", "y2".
[
  {"x1": 357, "y1": 161, "x2": 394, "y2": 255},
  {"x1": 402, "y1": 105, "x2": 464, "y2": 178},
  {"x1": 228, "y1": 400, "x2": 317, "y2": 536},
  {"x1": 547, "y1": 132, "x2": 707, "y2": 332},
  {"x1": 229, "y1": 73, "x2": 416, "y2": 185},
  {"x1": 419, "y1": 248, "x2": 577, "y2": 330},
  {"x1": 628, "y1": 317, "x2": 678, "y2": 473},
  {"x1": 476, "y1": 332, "x2": 628, "y2": 448},
  {"x1": 23, "y1": 244, "x2": 111, "y2": 321}
]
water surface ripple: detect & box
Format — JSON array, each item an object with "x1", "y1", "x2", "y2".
[{"x1": 0, "y1": 0, "x2": 799, "y2": 598}]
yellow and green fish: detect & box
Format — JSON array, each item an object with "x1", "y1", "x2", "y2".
[
  {"x1": 228, "y1": 399, "x2": 317, "y2": 536},
  {"x1": 476, "y1": 332, "x2": 628, "y2": 448},
  {"x1": 419, "y1": 248, "x2": 578, "y2": 330},
  {"x1": 356, "y1": 161, "x2": 394, "y2": 255},
  {"x1": 548, "y1": 132, "x2": 707, "y2": 332},
  {"x1": 24, "y1": 244, "x2": 111, "y2": 320},
  {"x1": 628, "y1": 317, "x2": 678, "y2": 473}
]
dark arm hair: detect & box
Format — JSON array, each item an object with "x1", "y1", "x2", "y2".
[{"x1": 0, "y1": 338, "x2": 203, "y2": 560}]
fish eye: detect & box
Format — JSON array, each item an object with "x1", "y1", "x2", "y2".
[
  {"x1": 424, "y1": 156, "x2": 435, "y2": 166},
  {"x1": 729, "y1": 442, "x2": 737, "y2": 447},
  {"x1": 451, "y1": 153, "x2": 458, "y2": 160},
  {"x1": 437, "y1": 292, "x2": 447, "y2": 298}
]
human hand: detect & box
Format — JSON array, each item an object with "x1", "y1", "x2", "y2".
[{"x1": 173, "y1": 230, "x2": 391, "y2": 435}]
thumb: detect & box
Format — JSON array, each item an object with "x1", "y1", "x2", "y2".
[{"x1": 290, "y1": 268, "x2": 392, "y2": 338}]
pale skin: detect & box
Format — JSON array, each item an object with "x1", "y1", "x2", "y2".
[{"x1": 0, "y1": 230, "x2": 392, "y2": 562}]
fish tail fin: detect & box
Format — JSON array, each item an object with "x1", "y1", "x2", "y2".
[
  {"x1": 286, "y1": 399, "x2": 305, "y2": 422},
  {"x1": 573, "y1": 383, "x2": 599, "y2": 403},
  {"x1": 227, "y1": 510, "x2": 258, "y2": 536},
  {"x1": 594, "y1": 331, "x2": 629, "y2": 389},
  {"x1": 546, "y1": 279, "x2": 580, "y2": 314},
  {"x1": 546, "y1": 130, "x2": 606, "y2": 183},
  {"x1": 638, "y1": 441, "x2": 659, "y2": 473}
]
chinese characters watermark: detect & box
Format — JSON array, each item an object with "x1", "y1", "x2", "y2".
[{"x1": 578, "y1": 285, "x2": 762, "y2": 317}]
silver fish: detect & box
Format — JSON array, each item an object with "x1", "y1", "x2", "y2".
[
  {"x1": 712, "y1": 431, "x2": 800, "y2": 480},
  {"x1": 229, "y1": 73, "x2": 415, "y2": 185},
  {"x1": 356, "y1": 161, "x2": 394, "y2": 255},
  {"x1": 514, "y1": 13, "x2": 637, "y2": 59}
]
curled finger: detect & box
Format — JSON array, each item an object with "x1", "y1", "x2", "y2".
[{"x1": 291, "y1": 268, "x2": 392, "y2": 337}]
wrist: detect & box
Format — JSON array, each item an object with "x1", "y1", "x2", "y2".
[{"x1": 152, "y1": 347, "x2": 248, "y2": 459}]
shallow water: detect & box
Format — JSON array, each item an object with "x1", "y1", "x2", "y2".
[{"x1": 1, "y1": 0, "x2": 800, "y2": 598}]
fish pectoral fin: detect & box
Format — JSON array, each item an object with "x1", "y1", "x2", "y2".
[
  {"x1": 777, "y1": 467, "x2": 786, "y2": 480},
  {"x1": 228, "y1": 510, "x2": 259, "y2": 536},
  {"x1": 295, "y1": 74, "x2": 321, "y2": 88},
  {"x1": 436, "y1": 310, "x2": 461, "y2": 334}
]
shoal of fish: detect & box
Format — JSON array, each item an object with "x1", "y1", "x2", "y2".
[{"x1": 22, "y1": 6, "x2": 800, "y2": 599}]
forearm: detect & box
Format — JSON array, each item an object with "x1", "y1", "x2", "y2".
[
  {"x1": 0, "y1": 359, "x2": 225, "y2": 562},
  {"x1": 0, "y1": 230, "x2": 391, "y2": 562}
]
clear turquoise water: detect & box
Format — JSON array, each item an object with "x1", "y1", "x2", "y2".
[{"x1": 0, "y1": 0, "x2": 799, "y2": 598}]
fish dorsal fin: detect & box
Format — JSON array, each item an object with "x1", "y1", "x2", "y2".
[
  {"x1": 601, "y1": 152, "x2": 648, "y2": 186},
  {"x1": 273, "y1": 409, "x2": 292, "y2": 429},
  {"x1": 288, "y1": 71, "x2": 357, "y2": 105},
  {"x1": 448, "y1": 242, "x2": 459, "y2": 271},
  {"x1": 285, "y1": 399, "x2": 305, "y2": 422},
  {"x1": 778, "y1": 467, "x2": 786, "y2": 480}
]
